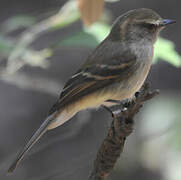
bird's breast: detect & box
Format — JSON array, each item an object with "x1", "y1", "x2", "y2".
[
  {"x1": 110, "y1": 43, "x2": 154, "y2": 101},
  {"x1": 128, "y1": 59, "x2": 152, "y2": 92}
]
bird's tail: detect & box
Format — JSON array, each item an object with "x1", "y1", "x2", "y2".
[{"x1": 8, "y1": 112, "x2": 57, "y2": 173}]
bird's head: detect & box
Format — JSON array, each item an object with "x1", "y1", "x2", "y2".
[{"x1": 110, "y1": 8, "x2": 176, "y2": 43}]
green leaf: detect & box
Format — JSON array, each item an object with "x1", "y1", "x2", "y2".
[
  {"x1": 59, "y1": 31, "x2": 99, "y2": 48},
  {"x1": 0, "y1": 35, "x2": 14, "y2": 55},
  {"x1": 84, "y1": 22, "x2": 110, "y2": 42},
  {"x1": 154, "y1": 37, "x2": 181, "y2": 67},
  {"x1": 57, "y1": 22, "x2": 110, "y2": 48}
]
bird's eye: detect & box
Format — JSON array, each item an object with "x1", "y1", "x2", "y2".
[{"x1": 144, "y1": 23, "x2": 156, "y2": 29}]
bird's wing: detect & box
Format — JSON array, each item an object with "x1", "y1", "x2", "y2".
[{"x1": 49, "y1": 58, "x2": 136, "y2": 114}]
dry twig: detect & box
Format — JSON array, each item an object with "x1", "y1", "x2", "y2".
[{"x1": 89, "y1": 83, "x2": 159, "y2": 180}]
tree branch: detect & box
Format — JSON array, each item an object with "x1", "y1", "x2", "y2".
[{"x1": 89, "y1": 83, "x2": 159, "y2": 180}]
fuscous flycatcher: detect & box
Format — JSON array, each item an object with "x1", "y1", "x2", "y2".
[{"x1": 8, "y1": 8, "x2": 175, "y2": 172}]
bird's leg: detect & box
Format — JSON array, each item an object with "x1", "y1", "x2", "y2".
[
  {"x1": 106, "y1": 91, "x2": 140, "y2": 108},
  {"x1": 102, "y1": 91, "x2": 141, "y2": 119}
]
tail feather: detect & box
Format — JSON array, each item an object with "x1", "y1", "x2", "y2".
[{"x1": 8, "y1": 112, "x2": 57, "y2": 173}]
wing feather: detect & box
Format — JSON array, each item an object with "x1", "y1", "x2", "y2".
[{"x1": 49, "y1": 59, "x2": 136, "y2": 114}]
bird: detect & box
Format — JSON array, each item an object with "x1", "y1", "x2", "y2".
[{"x1": 8, "y1": 8, "x2": 175, "y2": 173}]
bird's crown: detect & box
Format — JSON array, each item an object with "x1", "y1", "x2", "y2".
[{"x1": 110, "y1": 8, "x2": 175, "y2": 42}]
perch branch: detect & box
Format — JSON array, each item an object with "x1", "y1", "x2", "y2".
[{"x1": 89, "y1": 83, "x2": 159, "y2": 180}]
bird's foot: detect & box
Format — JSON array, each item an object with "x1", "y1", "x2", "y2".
[{"x1": 104, "y1": 91, "x2": 141, "y2": 116}]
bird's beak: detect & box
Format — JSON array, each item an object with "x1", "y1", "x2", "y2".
[{"x1": 161, "y1": 19, "x2": 176, "y2": 26}]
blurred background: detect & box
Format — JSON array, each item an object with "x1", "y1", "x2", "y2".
[{"x1": 0, "y1": 0, "x2": 181, "y2": 180}]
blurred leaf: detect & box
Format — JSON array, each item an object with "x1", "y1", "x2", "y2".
[
  {"x1": 0, "y1": 35, "x2": 14, "y2": 55},
  {"x1": 0, "y1": 34, "x2": 53, "y2": 73},
  {"x1": 78, "y1": 0, "x2": 104, "y2": 26},
  {"x1": 57, "y1": 22, "x2": 110, "y2": 48},
  {"x1": 22, "y1": 48, "x2": 52, "y2": 68},
  {"x1": 2, "y1": 15, "x2": 36, "y2": 33},
  {"x1": 51, "y1": 0, "x2": 80, "y2": 29},
  {"x1": 5, "y1": 0, "x2": 79, "y2": 74},
  {"x1": 84, "y1": 22, "x2": 110, "y2": 42},
  {"x1": 59, "y1": 31, "x2": 98, "y2": 48},
  {"x1": 154, "y1": 37, "x2": 181, "y2": 67},
  {"x1": 6, "y1": 48, "x2": 52, "y2": 74}
]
